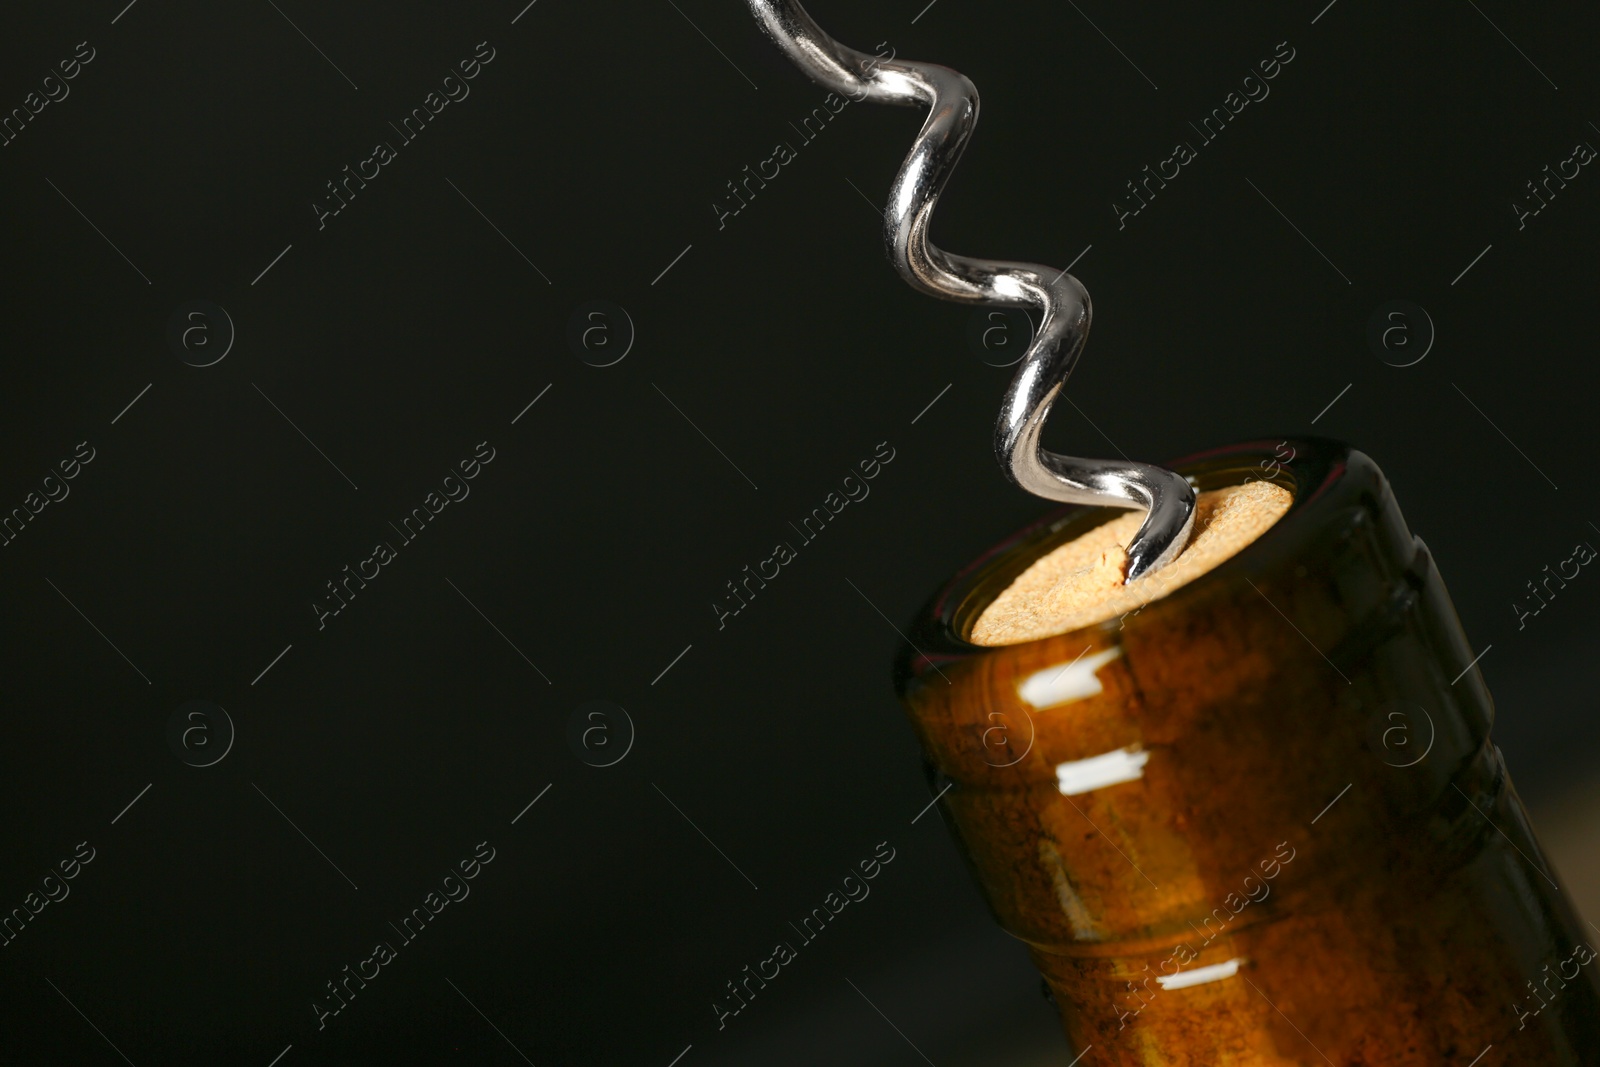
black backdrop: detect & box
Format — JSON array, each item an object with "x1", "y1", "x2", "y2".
[{"x1": 1, "y1": 0, "x2": 1597, "y2": 1063}]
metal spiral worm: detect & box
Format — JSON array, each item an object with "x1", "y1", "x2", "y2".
[{"x1": 746, "y1": 0, "x2": 1196, "y2": 581}]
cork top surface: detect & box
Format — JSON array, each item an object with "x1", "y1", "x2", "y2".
[{"x1": 969, "y1": 480, "x2": 1293, "y2": 646}]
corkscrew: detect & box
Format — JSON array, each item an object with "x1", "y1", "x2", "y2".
[{"x1": 746, "y1": 0, "x2": 1195, "y2": 580}]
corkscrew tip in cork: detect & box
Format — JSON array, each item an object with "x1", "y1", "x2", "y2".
[
  {"x1": 1122, "y1": 470, "x2": 1197, "y2": 582},
  {"x1": 746, "y1": 0, "x2": 1197, "y2": 583}
]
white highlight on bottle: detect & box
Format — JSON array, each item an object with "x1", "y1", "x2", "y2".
[
  {"x1": 1155, "y1": 957, "x2": 1243, "y2": 991},
  {"x1": 1017, "y1": 647, "x2": 1122, "y2": 708},
  {"x1": 1054, "y1": 745, "x2": 1150, "y2": 796}
]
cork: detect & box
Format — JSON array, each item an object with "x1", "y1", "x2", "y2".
[{"x1": 970, "y1": 480, "x2": 1291, "y2": 646}]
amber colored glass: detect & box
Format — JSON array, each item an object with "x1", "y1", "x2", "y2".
[{"x1": 895, "y1": 438, "x2": 1600, "y2": 1064}]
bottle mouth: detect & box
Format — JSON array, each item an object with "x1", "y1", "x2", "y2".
[
  {"x1": 969, "y1": 478, "x2": 1292, "y2": 646},
  {"x1": 896, "y1": 438, "x2": 1353, "y2": 678}
]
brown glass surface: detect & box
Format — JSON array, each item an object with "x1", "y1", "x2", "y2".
[{"x1": 894, "y1": 439, "x2": 1600, "y2": 1064}]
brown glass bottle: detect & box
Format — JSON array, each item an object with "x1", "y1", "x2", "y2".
[{"x1": 894, "y1": 439, "x2": 1600, "y2": 1065}]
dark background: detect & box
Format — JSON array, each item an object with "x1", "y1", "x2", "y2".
[{"x1": 1, "y1": 0, "x2": 1596, "y2": 1063}]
